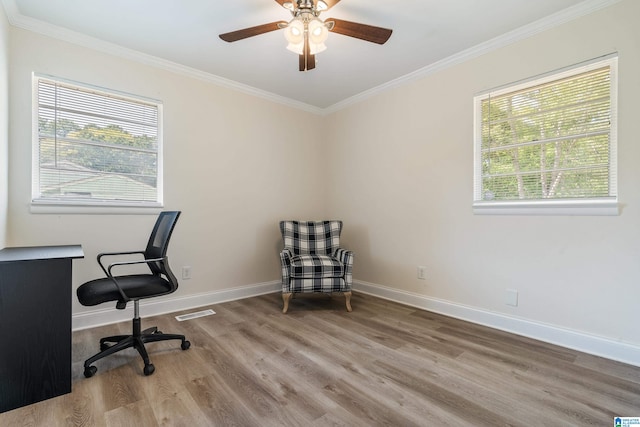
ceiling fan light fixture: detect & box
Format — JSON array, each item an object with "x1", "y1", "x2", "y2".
[
  {"x1": 316, "y1": 1, "x2": 328, "y2": 11},
  {"x1": 287, "y1": 41, "x2": 326, "y2": 55},
  {"x1": 284, "y1": 19, "x2": 304, "y2": 44},
  {"x1": 310, "y1": 42, "x2": 327, "y2": 55},
  {"x1": 308, "y1": 18, "x2": 328, "y2": 45},
  {"x1": 286, "y1": 42, "x2": 302, "y2": 54},
  {"x1": 284, "y1": 16, "x2": 328, "y2": 55}
]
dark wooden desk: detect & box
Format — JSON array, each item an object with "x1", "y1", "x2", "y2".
[{"x1": 0, "y1": 245, "x2": 83, "y2": 413}]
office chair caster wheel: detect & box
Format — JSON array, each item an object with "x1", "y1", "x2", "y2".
[
  {"x1": 84, "y1": 365, "x2": 97, "y2": 378},
  {"x1": 143, "y1": 364, "x2": 155, "y2": 376},
  {"x1": 181, "y1": 340, "x2": 191, "y2": 350}
]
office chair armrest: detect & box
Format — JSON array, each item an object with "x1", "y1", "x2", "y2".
[
  {"x1": 97, "y1": 250, "x2": 146, "y2": 276},
  {"x1": 98, "y1": 250, "x2": 146, "y2": 258},
  {"x1": 104, "y1": 256, "x2": 166, "y2": 303},
  {"x1": 106, "y1": 256, "x2": 165, "y2": 276}
]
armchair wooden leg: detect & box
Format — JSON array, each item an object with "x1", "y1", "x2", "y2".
[
  {"x1": 282, "y1": 292, "x2": 292, "y2": 314},
  {"x1": 344, "y1": 291, "x2": 352, "y2": 312}
]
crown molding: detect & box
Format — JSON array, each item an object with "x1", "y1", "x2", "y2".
[
  {"x1": 324, "y1": 0, "x2": 623, "y2": 114},
  {"x1": 0, "y1": 0, "x2": 324, "y2": 115},
  {"x1": 1, "y1": 0, "x2": 623, "y2": 116}
]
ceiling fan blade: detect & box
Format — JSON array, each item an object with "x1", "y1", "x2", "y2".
[
  {"x1": 326, "y1": 18, "x2": 392, "y2": 44},
  {"x1": 299, "y1": 53, "x2": 316, "y2": 71},
  {"x1": 274, "y1": 0, "x2": 291, "y2": 8},
  {"x1": 320, "y1": 0, "x2": 341, "y2": 10},
  {"x1": 219, "y1": 21, "x2": 287, "y2": 42},
  {"x1": 299, "y1": 33, "x2": 316, "y2": 71}
]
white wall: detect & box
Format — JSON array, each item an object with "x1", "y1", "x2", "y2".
[
  {"x1": 5, "y1": 1, "x2": 639, "y2": 364},
  {"x1": 326, "y1": 0, "x2": 640, "y2": 359},
  {"x1": 0, "y1": 5, "x2": 8, "y2": 248},
  {"x1": 8, "y1": 27, "x2": 328, "y2": 315}
]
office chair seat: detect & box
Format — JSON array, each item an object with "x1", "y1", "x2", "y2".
[{"x1": 77, "y1": 275, "x2": 173, "y2": 307}]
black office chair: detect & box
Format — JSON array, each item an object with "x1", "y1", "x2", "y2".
[{"x1": 77, "y1": 211, "x2": 190, "y2": 377}]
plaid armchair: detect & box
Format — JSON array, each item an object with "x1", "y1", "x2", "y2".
[{"x1": 279, "y1": 220, "x2": 354, "y2": 313}]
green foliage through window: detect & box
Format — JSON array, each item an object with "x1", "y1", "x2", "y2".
[
  {"x1": 34, "y1": 77, "x2": 162, "y2": 205},
  {"x1": 474, "y1": 57, "x2": 616, "y2": 205}
]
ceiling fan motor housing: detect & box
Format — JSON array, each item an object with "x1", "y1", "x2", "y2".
[{"x1": 285, "y1": 0, "x2": 327, "y2": 15}]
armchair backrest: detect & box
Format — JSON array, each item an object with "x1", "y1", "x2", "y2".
[{"x1": 280, "y1": 220, "x2": 342, "y2": 256}]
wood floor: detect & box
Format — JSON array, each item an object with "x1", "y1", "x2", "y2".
[{"x1": 2, "y1": 292, "x2": 639, "y2": 426}]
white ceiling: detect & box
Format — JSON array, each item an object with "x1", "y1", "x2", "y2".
[{"x1": 2, "y1": 0, "x2": 616, "y2": 112}]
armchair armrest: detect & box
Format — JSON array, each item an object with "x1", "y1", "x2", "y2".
[
  {"x1": 334, "y1": 247, "x2": 354, "y2": 288},
  {"x1": 333, "y1": 247, "x2": 353, "y2": 265},
  {"x1": 280, "y1": 249, "x2": 293, "y2": 261},
  {"x1": 279, "y1": 249, "x2": 293, "y2": 291}
]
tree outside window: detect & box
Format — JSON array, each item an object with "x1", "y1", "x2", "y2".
[
  {"x1": 33, "y1": 76, "x2": 162, "y2": 207},
  {"x1": 473, "y1": 56, "x2": 617, "y2": 215}
]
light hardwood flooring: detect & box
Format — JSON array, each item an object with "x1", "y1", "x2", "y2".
[{"x1": 1, "y1": 292, "x2": 639, "y2": 426}]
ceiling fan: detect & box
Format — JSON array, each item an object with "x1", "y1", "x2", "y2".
[{"x1": 219, "y1": 0, "x2": 393, "y2": 71}]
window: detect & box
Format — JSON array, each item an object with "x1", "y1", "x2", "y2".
[
  {"x1": 473, "y1": 55, "x2": 618, "y2": 215},
  {"x1": 33, "y1": 75, "x2": 163, "y2": 210}
]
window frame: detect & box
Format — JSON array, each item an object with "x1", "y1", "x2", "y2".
[
  {"x1": 31, "y1": 74, "x2": 164, "y2": 214},
  {"x1": 473, "y1": 55, "x2": 618, "y2": 216}
]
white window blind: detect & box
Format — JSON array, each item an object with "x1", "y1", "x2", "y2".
[
  {"x1": 33, "y1": 76, "x2": 163, "y2": 208},
  {"x1": 473, "y1": 56, "x2": 617, "y2": 215}
]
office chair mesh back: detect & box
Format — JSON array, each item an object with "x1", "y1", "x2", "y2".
[{"x1": 145, "y1": 211, "x2": 179, "y2": 278}]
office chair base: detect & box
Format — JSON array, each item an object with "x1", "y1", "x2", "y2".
[{"x1": 83, "y1": 316, "x2": 190, "y2": 378}]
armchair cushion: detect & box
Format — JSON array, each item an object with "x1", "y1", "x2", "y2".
[{"x1": 290, "y1": 254, "x2": 344, "y2": 279}]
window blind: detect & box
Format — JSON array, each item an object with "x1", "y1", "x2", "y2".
[
  {"x1": 474, "y1": 57, "x2": 617, "y2": 208},
  {"x1": 34, "y1": 76, "x2": 162, "y2": 206}
]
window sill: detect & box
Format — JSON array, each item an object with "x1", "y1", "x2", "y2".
[
  {"x1": 473, "y1": 199, "x2": 619, "y2": 216},
  {"x1": 30, "y1": 200, "x2": 163, "y2": 215}
]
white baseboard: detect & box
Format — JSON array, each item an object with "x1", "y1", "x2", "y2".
[
  {"x1": 73, "y1": 278, "x2": 639, "y2": 367},
  {"x1": 353, "y1": 280, "x2": 640, "y2": 367},
  {"x1": 72, "y1": 280, "x2": 281, "y2": 331}
]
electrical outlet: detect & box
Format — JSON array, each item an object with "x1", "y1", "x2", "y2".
[
  {"x1": 505, "y1": 289, "x2": 518, "y2": 306},
  {"x1": 417, "y1": 266, "x2": 427, "y2": 280},
  {"x1": 182, "y1": 266, "x2": 192, "y2": 280}
]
